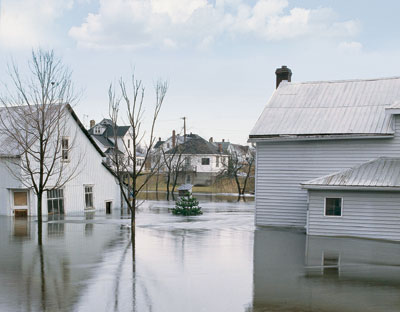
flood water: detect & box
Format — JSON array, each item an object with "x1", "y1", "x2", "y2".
[{"x1": 1, "y1": 195, "x2": 400, "y2": 312}]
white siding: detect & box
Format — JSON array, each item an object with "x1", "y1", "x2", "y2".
[
  {"x1": 255, "y1": 116, "x2": 400, "y2": 228},
  {"x1": 41, "y1": 112, "x2": 119, "y2": 215},
  {"x1": 0, "y1": 108, "x2": 120, "y2": 216},
  {"x1": 308, "y1": 190, "x2": 400, "y2": 241}
]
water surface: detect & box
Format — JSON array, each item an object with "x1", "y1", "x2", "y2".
[{"x1": 1, "y1": 197, "x2": 400, "y2": 312}]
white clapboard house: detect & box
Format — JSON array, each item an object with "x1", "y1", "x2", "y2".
[
  {"x1": 0, "y1": 104, "x2": 120, "y2": 217},
  {"x1": 249, "y1": 66, "x2": 400, "y2": 241}
]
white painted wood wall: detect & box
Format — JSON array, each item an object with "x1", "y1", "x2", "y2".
[
  {"x1": 0, "y1": 108, "x2": 120, "y2": 216},
  {"x1": 307, "y1": 190, "x2": 400, "y2": 241},
  {"x1": 255, "y1": 116, "x2": 400, "y2": 228}
]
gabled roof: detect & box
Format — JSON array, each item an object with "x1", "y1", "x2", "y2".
[
  {"x1": 104, "y1": 125, "x2": 130, "y2": 137},
  {"x1": 302, "y1": 157, "x2": 400, "y2": 190},
  {"x1": 166, "y1": 134, "x2": 228, "y2": 155},
  {"x1": 0, "y1": 104, "x2": 105, "y2": 158},
  {"x1": 250, "y1": 77, "x2": 400, "y2": 141}
]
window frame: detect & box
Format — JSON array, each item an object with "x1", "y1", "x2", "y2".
[
  {"x1": 61, "y1": 136, "x2": 70, "y2": 162},
  {"x1": 84, "y1": 185, "x2": 94, "y2": 210},
  {"x1": 324, "y1": 197, "x2": 343, "y2": 217},
  {"x1": 201, "y1": 157, "x2": 210, "y2": 165}
]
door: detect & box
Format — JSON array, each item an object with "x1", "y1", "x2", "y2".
[
  {"x1": 13, "y1": 191, "x2": 29, "y2": 217},
  {"x1": 106, "y1": 201, "x2": 112, "y2": 214}
]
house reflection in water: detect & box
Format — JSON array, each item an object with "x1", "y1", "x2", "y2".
[
  {"x1": 252, "y1": 228, "x2": 400, "y2": 312},
  {"x1": 0, "y1": 216, "x2": 122, "y2": 312}
]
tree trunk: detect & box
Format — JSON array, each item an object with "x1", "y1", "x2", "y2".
[
  {"x1": 234, "y1": 173, "x2": 241, "y2": 202},
  {"x1": 155, "y1": 171, "x2": 159, "y2": 200},
  {"x1": 37, "y1": 191, "x2": 43, "y2": 245},
  {"x1": 166, "y1": 172, "x2": 171, "y2": 201}
]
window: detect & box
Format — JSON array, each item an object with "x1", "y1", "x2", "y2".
[
  {"x1": 136, "y1": 159, "x2": 143, "y2": 167},
  {"x1": 323, "y1": 253, "x2": 340, "y2": 276},
  {"x1": 47, "y1": 189, "x2": 64, "y2": 214},
  {"x1": 94, "y1": 126, "x2": 101, "y2": 134},
  {"x1": 216, "y1": 156, "x2": 220, "y2": 167},
  {"x1": 325, "y1": 198, "x2": 342, "y2": 216},
  {"x1": 85, "y1": 186, "x2": 94, "y2": 209},
  {"x1": 128, "y1": 139, "x2": 130, "y2": 148},
  {"x1": 62, "y1": 137, "x2": 69, "y2": 161},
  {"x1": 185, "y1": 157, "x2": 191, "y2": 166},
  {"x1": 201, "y1": 158, "x2": 210, "y2": 165}
]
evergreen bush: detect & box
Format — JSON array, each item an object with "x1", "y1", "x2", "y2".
[{"x1": 172, "y1": 195, "x2": 203, "y2": 216}]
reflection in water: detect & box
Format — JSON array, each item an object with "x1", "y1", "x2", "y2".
[
  {"x1": 252, "y1": 228, "x2": 400, "y2": 312},
  {"x1": 2, "y1": 198, "x2": 400, "y2": 312}
]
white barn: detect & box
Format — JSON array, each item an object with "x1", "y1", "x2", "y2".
[
  {"x1": 0, "y1": 105, "x2": 120, "y2": 217},
  {"x1": 249, "y1": 66, "x2": 400, "y2": 240}
]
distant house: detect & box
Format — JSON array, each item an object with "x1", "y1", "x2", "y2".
[
  {"x1": 88, "y1": 119, "x2": 145, "y2": 172},
  {"x1": 249, "y1": 66, "x2": 400, "y2": 240},
  {"x1": 212, "y1": 139, "x2": 254, "y2": 169},
  {"x1": 165, "y1": 133, "x2": 229, "y2": 186},
  {"x1": 0, "y1": 105, "x2": 120, "y2": 216}
]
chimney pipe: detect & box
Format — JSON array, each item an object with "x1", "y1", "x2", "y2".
[
  {"x1": 218, "y1": 143, "x2": 222, "y2": 153},
  {"x1": 158, "y1": 137, "x2": 161, "y2": 142},
  {"x1": 90, "y1": 120, "x2": 95, "y2": 129},
  {"x1": 275, "y1": 65, "x2": 292, "y2": 88},
  {"x1": 222, "y1": 139, "x2": 225, "y2": 143},
  {"x1": 209, "y1": 137, "x2": 213, "y2": 143},
  {"x1": 172, "y1": 130, "x2": 176, "y2": 148}
]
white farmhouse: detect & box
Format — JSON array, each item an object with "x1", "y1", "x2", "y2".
[
  {"x1": 0, "y1": 105, "x2": 120, "y2": 217},
  {"x1": 249, "y1": 66, "x2": 400, "y2": 240},
  {"x1": 165, "y1": 133, "x2": 229, "y2": 186}
]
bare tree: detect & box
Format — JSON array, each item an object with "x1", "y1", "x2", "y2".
[
  {"x1": 161, "y1": 144, "x2": 185, "y2": 200},
  {"x1": 218, "y1": 147, "x2": 255, "y2": 201},
  {"x1": 0, "y1": 50, "x2": 81, "y2": 244},
  {"x1": 108, "y1": 73, "x2": 168, "y2": 234}
]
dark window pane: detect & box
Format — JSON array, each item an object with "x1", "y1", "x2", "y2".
[
  {"x1": 325, "y1": 198, "x2": 342, "y2": 216},
  {"x1": 201, "y1": 158, "x2": 210, "y2": 165}
]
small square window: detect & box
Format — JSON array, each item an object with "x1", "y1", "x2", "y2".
[
  {"x1": 201, "y1": 158, "x2": 210, "y2": 165},
  {"x1": 325, "y1": 198, "x2": 342, "y2": 216}
]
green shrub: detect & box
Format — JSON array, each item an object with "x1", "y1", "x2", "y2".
[{"x1": 172, "y1": 196, "x2": 203, "y2": 216}]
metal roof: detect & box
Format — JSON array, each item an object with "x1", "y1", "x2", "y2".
[
  {"x1": 250, "y1": 77, "x2": 400, "y2": 140},
  {"x1": 302, "y1": 157, "x2": 400, "y2": 190}
]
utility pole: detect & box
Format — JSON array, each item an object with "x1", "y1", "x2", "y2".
[{"x1": 181, "y1": 117, "x2": 187, "y2": 142}]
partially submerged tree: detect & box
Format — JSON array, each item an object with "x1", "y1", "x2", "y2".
[
  {"x1": 0, "y1": 50, "x2": 80, "y2": 244},
  {"x1": 108, "y1": 74, "x2": 168, "y2": 233}
]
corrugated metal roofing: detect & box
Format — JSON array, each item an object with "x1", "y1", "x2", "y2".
[
  {"x1": 250, "y1": 77, "x2": 400, "y2": 139},
  {"x1": 302, "y1": 157, "x2": 400, "y2": 189}
]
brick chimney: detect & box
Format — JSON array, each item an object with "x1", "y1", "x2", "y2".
[
  {"x1": 275, "y1": 65, "x2": 292, "y2": 88},
  {"x1": 218, "y1": 143, "x2": 222, "y2": 153},
  {"x1": 172, "y1": 130, "x2": 176, "y2": 148},
  {"x1": 209, "y1": 137, "x2": 213, "y2": 143},
  {"x1": 90, "y1": 120, "x2": 95, "y2": 129},
  {"x1": 222, "y1": 139, "x2": 225, "y2": 143}
]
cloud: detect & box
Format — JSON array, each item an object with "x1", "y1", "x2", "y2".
[
  {"x1": 0, "y1": 0, "x2": 74, "y2": 48},
  {"x1": 0, "y1": 0, "x2": 361, "y2": 50},
  {"x1": 338, "y1": 41, "x2": 363, "y2": 54}
]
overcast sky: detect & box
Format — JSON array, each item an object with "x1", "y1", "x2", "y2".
[{"x1": 1, "y1": 0, "x2": 400, "y2": 144}]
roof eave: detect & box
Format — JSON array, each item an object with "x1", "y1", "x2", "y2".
[
  {"x1": 301, "y1": 185, "x2": 400, "y2": 192},
  {"x1": 248, "y1": 133, "x2": 394, "y2": 143}
]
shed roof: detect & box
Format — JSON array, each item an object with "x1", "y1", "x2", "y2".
[
  {"x1": 250, "y1": 77, "x2": 400, "y2": 141},
  {"x1": 302, "y1": 157, "x2": 400, "y2": 190}
]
